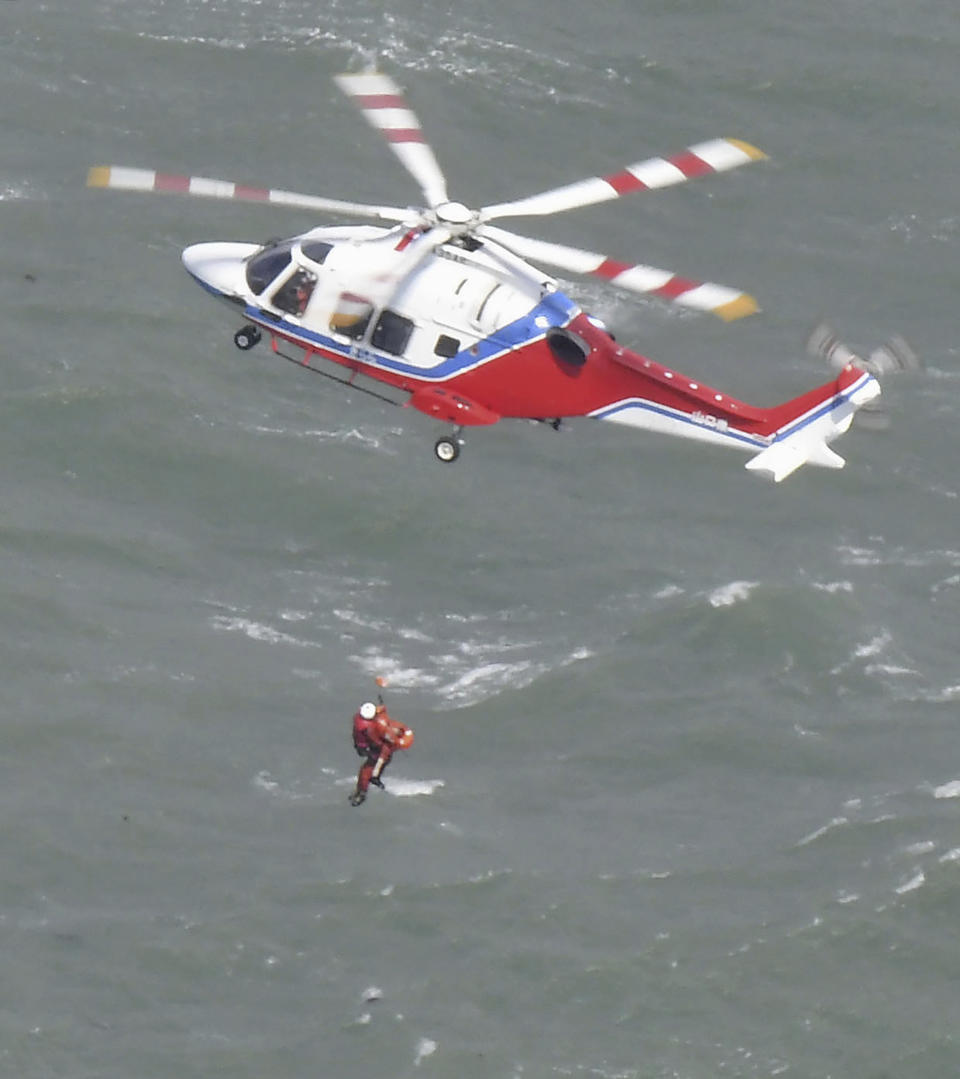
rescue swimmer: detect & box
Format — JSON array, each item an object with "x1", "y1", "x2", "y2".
[{"x1": 349, "y1": 698, "x2": 414, "y2": 807}]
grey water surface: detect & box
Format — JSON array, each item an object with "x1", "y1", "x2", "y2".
[{"x1": 2, "y1": 2, "x2": 959, "y2": 1076}]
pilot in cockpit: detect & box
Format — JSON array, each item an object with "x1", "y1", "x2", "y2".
[{"x1": 273, "y1": 268, "x2": 316, "y2": 317}]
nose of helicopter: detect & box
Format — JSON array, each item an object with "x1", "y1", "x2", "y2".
[{"x1": 181, "y1": 241, "x2": 259, "y2": 299}]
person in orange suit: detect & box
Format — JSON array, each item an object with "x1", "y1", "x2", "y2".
[{"x1": 349, "y1": 700, "x2": 414, "y2": 806}]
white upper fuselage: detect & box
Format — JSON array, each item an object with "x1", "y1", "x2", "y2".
[{"x1": 182, "y1": 224, "x2": 579, "y2": 376}]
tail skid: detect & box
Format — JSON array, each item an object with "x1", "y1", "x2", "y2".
[{"x1": 744, "y1": 365, "x2": 881, "y2": 482}]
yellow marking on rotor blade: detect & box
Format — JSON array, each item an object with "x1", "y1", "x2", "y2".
[
  {"x1": 87, "y1": 166, "x2": 111, "y2": 188},
  {"x1": 726, "y1": 139, "x2": 768, "y2": 161},
  {"x1": 714, "y1": 293, "x2": 760, "y2": 321}
]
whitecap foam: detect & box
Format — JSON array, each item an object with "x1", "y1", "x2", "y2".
[
  {"x1": 333, "y1": 608, "x2": 393, "y2": 633},
  {"x1": 854, "y1": 631, "x2": 893, "y2": 659},
  {"x1": 918, "y1": 685, "x2": 960, "y2": 704},
  {"x1": 796, "y1": 816, "x2": 848, "y2": 847},
  {"x1": 837, "y1": 544, "x2": 883, "y2": 566},
  {"x1": 253, "y1": 771, "x2": 315, "y2": 802},
  {"x1": 414, "y1": 1037, "x2": 437, "y2": 1066},
  {"x1": 433, "y1": 645, "x2": 592, "y2": 708},
  {"x1": 654, "y1": 584, "x2": 684, "y2": 600},
  {"x1": 388, "y1": 779, "x2": 445, "y2": 798},
  {"x1": 279, "y1": 609, "x2": 311, "y2": 623},
  {"x1": 830, "y1": 630, "x2": 897, "y2": 675},
  {"x1": 440, "y1": 659, "x2": 536, "y2": 701},
  {"x1": 1, "y1": 183, "x2": 31, "y2": 201},
  {"x1": 932, "y1": 573, "x2": 960, "y2": 594},
  {"x1": 707, "y1": 580, "x2": 759, "y2": 608},
  {"x1": 353, "y1": 654, "x2": 440, "y2": 689},
  {"x1": 933, "y1": 779, "x2": 960, "y2": 799},
  {"x1": 210, "y1": 615, "x2": 315, "y2": 647},
  {"x1": 903, "y1": 841, "x2": 936, "y2": 856},
  {"x1": 895, "y1": 869, "x2": 925, "y2": 895},
  {"x1": 864, "y1": 662, "x2": 920, "y2": 677},
  {"x1": 812, "y1": 579, "x2": 854, "y2": 594}
]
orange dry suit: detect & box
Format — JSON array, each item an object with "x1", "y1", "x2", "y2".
[{"x1": 352, "y1": 707, "x2": 414, "y2": 794}]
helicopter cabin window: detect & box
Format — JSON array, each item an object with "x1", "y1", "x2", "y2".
[
  {"x1": 272, "y1": 268, "x2": 317, "y2": 317},
  {"x1": 434, "y1": 334, "x2": 460, "y2": 359},
  {"x1": 245, "y1": 240, "x2": 294, "y2": 295},
  {"x1": 330, "y1": 293, "x2": 374, "y2": 340},
  {"x1": 371, "y1": 309, "x2": 414, "y2": 357},
  {"x1": 301, "y1": 240, "x2": 333, "y2": 265}
]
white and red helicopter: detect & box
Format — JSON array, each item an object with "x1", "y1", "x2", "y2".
[{"x1": 89, "y1": 71, "x2": 884, "y2": 481}]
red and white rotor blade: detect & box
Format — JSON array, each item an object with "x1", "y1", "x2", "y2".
[
  {"x1": 479, "y1": 225, "x2": 759, "y2": 321},
  {"x1": 87, "y1": 166, "x2": 411, "y2": 222},
  {"x1": 334, "y1": 72, "x2": 449, "y2": 209},
  {"x1": 480, "y1": 138, "x2": 766, "y2": 221}
]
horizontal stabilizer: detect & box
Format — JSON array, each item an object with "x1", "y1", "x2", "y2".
[
  {"x1": 745, "y1": 368, "x2": 880, "y2": 482},
  {"x1": 745, "y1": 438, "x2": 845, "y2": 483}
]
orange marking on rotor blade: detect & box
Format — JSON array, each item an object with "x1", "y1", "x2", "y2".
[
  {"x1": 714, "y1": 294, "x2": 759, "y2": 320},
  {"x1": 234, "y1": 184, "x2": 270, "y2": 200},
  {"x1": 604, "y1": 170, "x2": 649, "y2": 195},
  {"x1": 156, "y1": 173, "x2": 190, "y2": 192},
  {"x1": 727, "y1": 139, "x2": 768, "y2": 161},
  {"x1": 653, "y1": 276, "x2": 698, "y2": 298},
  {"x1": 355, "y1": 93, "x2": 407, "y2": 110},
  {"x1": 593, "y1": 259, "x2": 633, "y2": 279},
  {"x1": 667, "y1": 150, "x2": 714, "y2": 177}
]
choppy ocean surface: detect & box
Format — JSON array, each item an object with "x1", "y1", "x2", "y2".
[{"x1": 2, "y1": 2, "x2": 959, "y2": 1076}]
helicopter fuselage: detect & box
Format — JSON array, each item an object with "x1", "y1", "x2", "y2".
[{"x1": 182, "y1": 223, "x2": 841, "y2": 451}]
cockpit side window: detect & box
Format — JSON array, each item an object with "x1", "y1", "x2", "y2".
[
  {"x1": 301, "y1": 240, "x2": 333, "y2": 265},
  {"x1": 245, "y1": 241, "x2": 293, "y2": 295},
  {"x1": 272, "y1": 268, "x2": 317, "y2": 317}
]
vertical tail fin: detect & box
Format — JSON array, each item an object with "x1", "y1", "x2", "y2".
[{"x1": 745, "y1": 365, "x2": 881, "y2": 482}]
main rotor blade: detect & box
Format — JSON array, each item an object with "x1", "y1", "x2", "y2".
[
  {"x1": 334, "y1": 72, "x2": 449, "y2": 209},
  {"x1": 480, "y1": 138, "x2": 766, "y2": 221},
  {"x1": 369, "y1": 225, "x2": 452, "y2": 301},
  {"x1": 87, "y1": 166, "x2": 412, "y2": 223},
  {"x1": 479, "y1": 225, "x2": 759, "y2": 321}
]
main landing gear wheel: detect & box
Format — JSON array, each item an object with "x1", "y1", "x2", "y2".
[
  {"x1": 233, "y1": 325, "x2": 261, "y2": 351},
  {"x1": 434, "y1": 436, "x2": 461, "y2": 463}
]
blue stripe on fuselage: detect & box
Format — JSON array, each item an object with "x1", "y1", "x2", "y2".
[{"x1": 191, "y1": 270, "x2": 578, "y2": 381}]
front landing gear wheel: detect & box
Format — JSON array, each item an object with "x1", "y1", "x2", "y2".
[
  {"x1": 434, "y1": 436, "x2": 460, "y2": 463},
  {"x1": 233, "y1": 325, "x2": 261, "y2": 351}
]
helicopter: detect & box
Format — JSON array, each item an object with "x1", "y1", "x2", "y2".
[{"x1": 88, "y1": 70, "x2": 883, "y2": 482}]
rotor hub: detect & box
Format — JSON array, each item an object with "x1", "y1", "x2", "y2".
[{"x1": 434, "y1": 200, "x2": 474, "y2": 228}]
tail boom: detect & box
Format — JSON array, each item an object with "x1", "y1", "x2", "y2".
[{"x1": 592, "y1": 347, "x2": 880, "y2": 481}]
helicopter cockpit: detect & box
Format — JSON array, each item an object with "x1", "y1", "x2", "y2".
[{"x1": 245, "y1": 238, "x2": 333, "y2": 318}]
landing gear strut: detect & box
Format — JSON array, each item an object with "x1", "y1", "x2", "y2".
[
  {"x1": 233, "y1": 325, "x2": 261, "y2": 351},
  {"x1": 434, "y1": 431, "x2": 462, "y2": 463}
]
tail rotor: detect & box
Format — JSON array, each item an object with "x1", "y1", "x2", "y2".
[{"x1": 806, "y1": 322, "x2": 921, "y2": 430}]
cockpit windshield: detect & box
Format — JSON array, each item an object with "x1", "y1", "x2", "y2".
[{"x1": 245, "y1": 240, "x2": 293, "y2": 295}]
